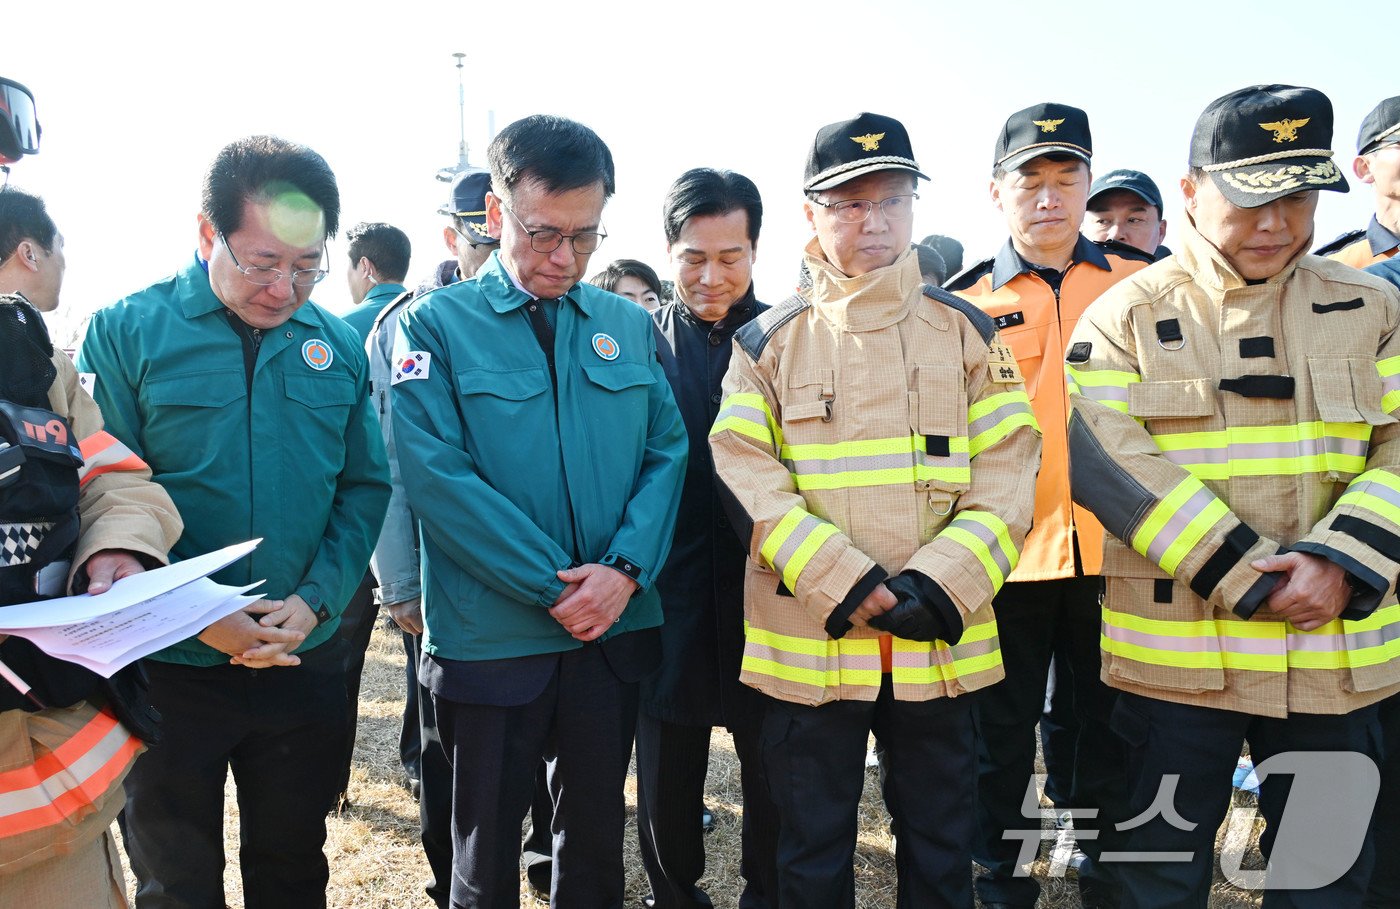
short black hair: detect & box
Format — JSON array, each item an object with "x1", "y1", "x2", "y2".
[
  {"x1": 590, "y1": 258, "x2": 662, "y2": 298},
  {"x1": 346, "y1": 222, "x2": 412, "y2": 283},
  {"x1": 202, "y1": 135, "x2": 341, "y2": 239},
  {"x1": 488, "y1": 115, "x2": 615, "y2": 202},
  {"x1": 0, "y1": 186, "x2": 57, "y2": 262},
  {"x1": 662, "y1": 168, "x2": 763, "y2": 246}
]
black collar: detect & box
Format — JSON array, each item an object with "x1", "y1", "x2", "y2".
[
  {"x1": 1367, "y1": 215, "x2": 1400, "y2": 255},
  {"x1": 990, "y1": 234, "x2": 1109, "y2": 292}
]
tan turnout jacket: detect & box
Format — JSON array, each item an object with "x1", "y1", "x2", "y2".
[
  {"x1": 710, "y1": 241, "x2": 1041, "y2": 706},
  {"x1": 1067, "y1": 221, "x2": 1400, "y2": 718}
]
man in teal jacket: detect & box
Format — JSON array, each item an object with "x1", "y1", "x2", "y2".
[
  {"x1": 392, "y1": 114, "x2": 687, "y2": 908},
  {"x1": 78, "y1": 135, "x2": 390, "y2": 909}
]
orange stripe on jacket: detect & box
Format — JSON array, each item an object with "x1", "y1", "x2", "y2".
[{"x1": 76, "y1": 431, "x2": 148, "y2": 488}]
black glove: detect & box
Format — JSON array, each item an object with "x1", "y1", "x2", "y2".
[{"x1": 867, "y1": 571, "x2": 962, "y2": 644}]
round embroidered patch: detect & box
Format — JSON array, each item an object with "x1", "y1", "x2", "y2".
[
  {"x1": 302, "y1": 339, "x2": 333, "y2": 370},
  {"x1": 592, "y1": 332, "x2": 620, "y2": 361}
]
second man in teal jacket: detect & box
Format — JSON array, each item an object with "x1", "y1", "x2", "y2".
[{"x1": 391, "y1": 114, "x2": 687, "y2": 907}]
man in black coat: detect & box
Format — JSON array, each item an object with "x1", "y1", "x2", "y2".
[{"x1": 640, "y1": 168, "x2": 779, "y2": 909}]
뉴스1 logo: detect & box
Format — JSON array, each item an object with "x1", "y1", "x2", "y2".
[{"x1": 302, "y1": 339, "x2": 333, "y2": 371}]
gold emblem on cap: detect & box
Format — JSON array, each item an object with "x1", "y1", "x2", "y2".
[
  {"x1": 1033, "y1": 118, "x2": 1066, "y2": 133},
  {"x1": 1258, "y1": 118, "x2": 1310, "y2": 143},
  {"x1": 850, "y1": 133, "x2": 885, "y2": 152}
]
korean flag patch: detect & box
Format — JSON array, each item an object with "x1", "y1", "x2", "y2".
[{"x1": 392, "y1": 351, "x2": 431, "y2": 385}]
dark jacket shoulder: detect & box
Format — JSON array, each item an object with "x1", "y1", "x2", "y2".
[
  {"x1": 734, "y1": 293, "x2": 809, "y2": 361},
  {"x1": 1314, "y1": 228, "x2": 1367, "y2": 258}
]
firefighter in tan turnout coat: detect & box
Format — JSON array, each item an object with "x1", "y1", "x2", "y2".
[
  {"x1": 1067, "y1": 85, "x2": 1400, "y2": 908},
  {"x1": 710, "y1": 112, "x2": 1041, "y2": 908}
]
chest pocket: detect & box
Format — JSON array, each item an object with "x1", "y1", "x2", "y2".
[
  {"x1": 1308, "y1": 357, "x2": 1397, "y2": 427},
  {"x1": 780, "y1": 370, "x2": 836, "y2": 445},
  {"x1": 581, "y1": 361, "x2": 655, "y2": 393},
  {"x1": 1128, "y1": 378, "x2": 1217, "y2": 423},
  {"x1": 911, "y1": 364, "x2": 970, "y2": 520},
  {"x1": 284, "y1": 373, "x2": 358, "y2": 439},
  {"x1": 455, "y1": 367, "x2": 551, "y2": 427}
]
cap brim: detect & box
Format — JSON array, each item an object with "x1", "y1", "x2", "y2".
[
  {"x1": 1088, "y1": 185, "x2": 1160, "y2": 210},
  {"x1": 998, "y1": 145, "x2": 1091, "y2": 174},
  {"x1": 805, "y1": 160, "x2": 928, "y2": 193},
  {"x1": 1208, "y1": 156, "x2": 1349, "y2": 209}
]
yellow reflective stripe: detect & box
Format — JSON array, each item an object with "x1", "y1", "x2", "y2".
[
  {"x1": 1151, "y1": 421, "x2": 1371, "y2": 480},
  {"x1": 1382, "y1": 354, "x2": 1400, "y2": 415},
  {"x1": 888, "y1": 621, "x2": 1003, "y2": 684},
  {"x1": 1101, "y1": 608, "x2": 1288, "y2": 672},
  {"x1": 939, "y1": 511, "x2": 1020, "y2": 592},
  {"x1": 781, "y1": 435, "x2": 970, "y2": 459},
  {"x1": 758, "y1": 507, "x2": 805, "y2": 570},
  {"x1": 1130, "y1": 477, "x2": 1230, "y2": 574},
  {"x1": 968, "y1": 391, "x2": 1038, "y2": 457},
  {"x1": 742, "y1": 624, "x2": 885, "y2": 691},
  {"x1": 794, "y1": 464, "x2": 972, "y2": 490},
  {"x1": 1287, "y1": 603, "x2": 1400, "y2": 669},
  {"x1": 1064, "y1": 364, "x2": 1140, "y2": 413},
  {"x1": 710, "y1": 392, "x2": 782, "y2": 448},
  {"x1": 758, "y1": 506, "x2": 840, "y2": 592},
  {"x1": 1338, "y1": 469, "x2": 1400, "y2": 526},
  {"x1": 783, "y1": 434, "x2": 972, "y2": 490}
]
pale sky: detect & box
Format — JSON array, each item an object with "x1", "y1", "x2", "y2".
[{"x1": 9, "y1": 0, "x2": 1391, "y2": 345}]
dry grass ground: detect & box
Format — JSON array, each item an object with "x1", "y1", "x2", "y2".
[{"x1": 117, "y1": 623, "x2": 1267, "y2": 907}]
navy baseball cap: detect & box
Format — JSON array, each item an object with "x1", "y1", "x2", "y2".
[
  {"x1": 804, "y1": 112, "x2": 928, "y2": 193},
  {"x1": 1088, "y1": 169, "x2": 1164, "y2": 213},
  {"x1": 995, "y1": 103, "x2": 1091, "y2": 172},
  {"x1": 1357, "y1": 96, "x2": 1400, "y2": 155},
  {"x1": 438, "y1": 169, "x2": 497, "y2": 245},
  {"x1": 1190, "y1": 84, "x2": 1347, "y2": 208}
]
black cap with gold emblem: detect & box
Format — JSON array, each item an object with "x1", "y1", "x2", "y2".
[
  {"x1": 1358, "y1": 96, "x2": 1400, "y2": 156},
  {"x1": 994, "y1": 103, "x2": 1092, "y2": 173},
  {"x1": 1190, "y1": 84, "x2": 1348, "y2": 209},
  {"x1": 804, "y1": 112, "x2": 929, "y2": 193}
]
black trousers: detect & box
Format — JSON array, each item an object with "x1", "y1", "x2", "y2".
[
  {"x1": 435, "y1": 644, "x2": 639, "y2": 909},
  {"x1": 761, "y1": 678, "x2": 975, "y2": 909},
  {"x1": 123, "y1": 640, "x2": 348, "y2": 909},
  {"x1": 635, "y1": 696, "x2": 779, "y2": 909},
  {"x1": 972, "y1": 576, "x2": 1121, "y2": 907},
  {"x1": 400, "y1": 627, "x2": 422, "y2": 785},
  {"x1": 1365, "y1": 692, "x2": 1400, "y2": 908},
  {"x1": 1039, "y1": 637, "x2": 1078, "y2": 810},
  {"x1": 1111, "y1": 692, "x2": 1383, "y2": 909},
  {"x1": 334, "y1": 571, "x2": 378, "y2": 800},
  {"x1": 404, "y1": 630, "x2": 454, "y2": 909},
  {"x1": 519, "y1": 761, "x2": 555, "y2": 894}
]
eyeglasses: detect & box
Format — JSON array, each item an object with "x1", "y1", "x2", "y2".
[
  {"x1": 218, "y1": 233, "x2": 328, "y2": 287},
  {"x1": 812, "y1": 193, "x2": 919, "y2": 224},
  {"x1": 503, "y1": 205, "x2": 606, "y2": 255}
]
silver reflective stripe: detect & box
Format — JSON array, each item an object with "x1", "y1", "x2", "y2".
[
  {"x1": 1141, "y1": 487, "x2": 1218, "y2": 565},
  {"x1": 770, "y1": 514, "x2": 825, "y2": 572},
  {"x1": 0, "y1": 717, "x2": 133, "y2": 819},
  {"x1": 1162, "y1": 435, "x2": 1369, "y2": 467},
  {"x1": 967, "y1": 398, "x2": 1033, "y2": 439}
]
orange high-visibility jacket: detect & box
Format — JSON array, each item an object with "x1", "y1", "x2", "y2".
[
  {"x1": 1315, "y1": 217, "x2": 1400, "y2": 270},
  {"x1": 947, "y1": 237, "x2": 1152, "y2": 580}
]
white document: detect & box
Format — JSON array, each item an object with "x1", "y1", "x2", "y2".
[
  {"x1": 0, "y1": 539, "x2": 259, "y2": 629},
  {"x1": 0, "y1": 539, "x2": 265, "y2": 677}
]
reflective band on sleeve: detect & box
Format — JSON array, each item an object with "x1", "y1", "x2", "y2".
[
  {"x1": 781, "y1": 434, "x2": 971, "y2": 490},
  {"x1": 0, "y1": 707, "x2": 141, "y2": 838},
  {"x1": 1379, "y1": 356, "x2": 1400, "y2": 416},
  {"x1": 758, "y1": 506, "x2": 840, "y2": 594},
  {"x1": 1130, "y1": 476, "x2": 1230, "y2": 574},
  {"x1": 75, "y1": 431, "x2": 147, "y2": 488},
  {"x1": 967, "y1": 391, "x2": 1039, "y2": 457},
  {"x1": 1152, "y1": 421, "x2": 1371, "y2": 480},
  {"x1": 936, "y1": 511, "x2": 1020, "y2": 593},
  {"x1": 1065, "y1": 364, "x2": 1141, "y2": 412},
  {"x1": 711, "y1": 392, "x2": 782, "y2": 448},
  {"x1": 1337, "y1": 469, "x2": 1400, "y2": 526}
]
